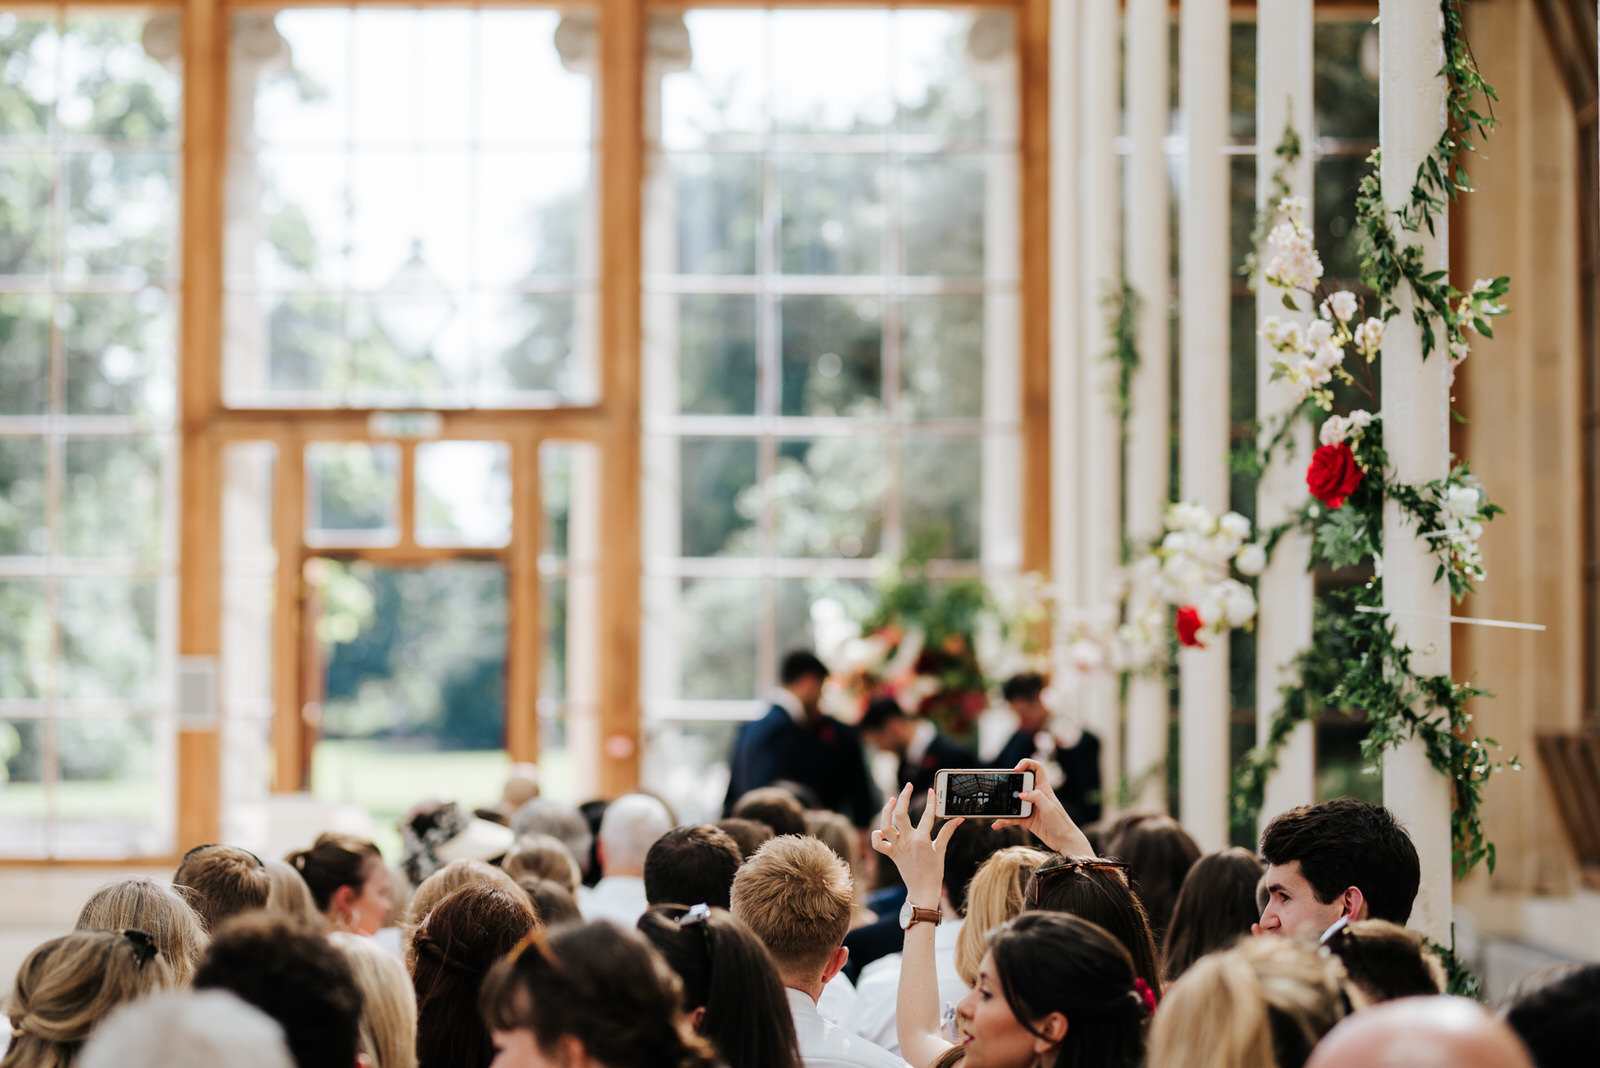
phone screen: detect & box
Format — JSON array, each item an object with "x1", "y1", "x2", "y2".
[{"x1": 938, "y1": 771, "x2": 1029, "y2": 817}]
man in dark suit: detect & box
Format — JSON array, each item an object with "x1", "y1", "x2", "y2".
[
  {"x1": 723, "y1": 650, "x2": 880, "y2": 828},
  {"x1": 992, "y1": 672, "x2": 1103, "y2": 826},
  {"x1": 857, "y1": 696, "x2": 976, "y2": 798}
]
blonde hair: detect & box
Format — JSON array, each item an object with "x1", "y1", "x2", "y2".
[
  {"x1": 403, "y1": 859, "x2": 521, "y2": 953},
  {"x1": 502, "y1": 834, "x2": 580, "y2": 892},
  {"x1": 75, "y1": 878, "x2": 208, "y2": 987},
  {"x1": 261, "y1": 860, "x2": 322, "y2": 926},
  {"x1": 730, "y1": 836, "x2": 853, "y2": 975},
  {"x1": 3, "y1": 931, "x2": 174, "y2": 1068},
  {"x1": 1147, "y1": 936, "x2": 1359, "y2": 1068},
  {"x1": 329, "y1": 932, "x2": 418, "y2": 1068},
  {"x1": 956, "y1": 845, "x2": 1046, "y2": 987}
]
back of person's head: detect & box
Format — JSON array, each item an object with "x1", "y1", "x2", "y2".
[
  {"x1": 857, "y1": 697, "x2": 906, "y2": 735},
  {"x1": 329, "y1": 931, "x2": 418, "y2": 1068},
  {"x1": 4, "y1": 930, "x2": 174, "y2": 1068},
  {"x1": 715, "y1": 818, "x2": 775, "y2": 860},
  {"x1": 1025, "y1": 854, "x2": 1165, "y2": 995},
  {"x1": 637, "y1": 906, "x2": 802, "y2": 1068},
  {"x1": 508, "y1": 799, "x2": 594, "y2": 878},
  {"x1": 285, "y1": 833, "x2": 383, "y2": 913},
  {"x1": 803, "y1": 809, "x2": 856, "y2": 865},
  {"x1": 404, "y1": 858, "x2": 521, "y2": 933},
  {"x1": 731, "y1": 787, "x2": 808, "y2": 838},
  {"x1": 78, "y1": 990, "x2": 293, "y2": 1068},
  {"x1": 779, "y1": 650, "x2": 828, "y2": 686},
  {"x1": 515, "y1": 877, "x2": 583, "y2": 927},
  {"x1": 597, "y1": 794, "x2": 674, "y2": 875},
  {"x1": 730, "y1": 836, "x2": 853, "y2": 979},
  {"x1": 944, "y1": 821, "x2": 1031, "y2": 915},
  {"x1": 987, "y1": 912, "x2": 1149, "y2": 1068},
  {"x1": 75, "y1": 876, "x2": 208, "y2": 986},
  {"x1": 1259, "y1": 799, "x2": 1420, "y2": 925},
  {"x1": 502, "y1": 834, "x2": 581, "y2": 892},
  {"x1": 1163, "y1": 847, "x2": 1265, "y2": 981},
  {"x1": 1321, "y1": 918, "x2": 1444, "y2": 1002},
  {"x1": 1001, "y1": 672, "x2": 1045, "y2": 704},
  {"x1": 1106, "y1": 813, "x2": 1201, "y2": 943},
  {"x1": 1149, "y1": 935, "x2": 1357, "y2": 1068},
  {"x1": 644, "y1": 825, "x2": 743, "y2": 910},
  {"x1": 956, "y1": 845, "x2": 1046, "y2": 987},
  {"x1": 192, "y1": 914, "x2": 361, "y2": 1068},
  {"x1": 1501, "y1": 962, "x2": 1600, "y2": 1068},
  {"x1": 411, "y1": 883, "x2": 538, "y2": 1068},
  {"x1": 1307, "y1": 996, "x2": 1533, "y2": 1068},
  {"x1": 262, "y1": 859, "x2": 322, "y2": 925},
  {"x1": 171, "y1": 844, "x2": 270, "y2": 933}
]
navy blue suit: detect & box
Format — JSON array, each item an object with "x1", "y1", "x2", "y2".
[
  {"x1": 724, "y1": 705, "x2": 881, "y2": 828},
  {"x1": 898, "y1": 735, "x2": 978, "y2": 798},
  {"x1": 992, "y1": 728, "x2": 1103, "y2": 827}
]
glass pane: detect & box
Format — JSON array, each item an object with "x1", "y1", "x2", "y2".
[
  {"x1": 661, "y1": 11, "x2": 766, "y2": 148},
  {"x1": 778, "y1": 155, "x2": 885, "y2": 276},
  {"x1": 772, "y1": 10, "x2": 891, "y2": 135},
  {"x1": 226, "y1": 291, "x2": 346, "y2": 403},
  {"x1": 678, "y1": 578, "x2": 759, "y2": 699},
  {"x1": 1314, "y1": 156, "x2": 1370, "y2": 283},
  {"x1": 903, "y1": 437, "x2": 982, "y2": 559},
  {"x1": 63, "y1": 436, "x2": 165, "y2": 560},
  {"x1": 680, "y1": 438, "x2": 758, "y2": 557},
  {"x1": 0, "y1": 294, "x2": 50, "y2": 414},
  {"x1": 542, "y1": 443, "x2": 573, "y2": 560},
  {"x1": 478, "y1": 10, "x2": 591, "y2": 146},
  {"x1": 0, "y1": 17, "x2": 58, "y2": 140},
  {"x1": 642, "y1": 719, "x2": 740, "y2": 824},
  {"x1": 0, "y1": 438, "x2": 47, "y2": 556},
  {"x1": 902, "y1": 296, "x2": 984, "y2": 420},
  {"x1": 305, "y1": 442, "x2": 400, "y2": 544},
  {"x1": 0, "y1": 153, "x2": 53, "y2": 275},
  {"x1": 662, "y1": 153, "x2": 760, "y2": 276},
  {"x1": 774, "y1": 438, "x2": 886, "y2": 559},
  {"x1": 674, "y1": 294, "x2": 758, "y2": 416},
  {"x1": 248, "y1": 11, "x2": 351, "y2": 146},
  {"x1": 543, "y1": 575, "x2": 567, "y2": 700},
  {"x1": 60, "y1": 578, "x2": 160, "y2": 701},
  {"x1": 902, "y1": 155, "x2": 1000, "y2": 278},
  {"x1": 0, "y1": 580, "x2": 50, "y2": 698},
  {"x1": 59, "y1": 16, "x2": 181, "y2": 141},
  {"x1": 896, "y1": 10, "x2": 1011, "y2": 140},
  {"x1": 346, "y1": 295, "x2": 462, "y2": 405},
  {"x1": 416, "y1": 441, "x2": 511, "y2": 548},
  {"x1": 481, "y1": 292, "x2": 589, "y2": 400},
  {"x1": 51, "y1": 717, "x2": 164, "y2": 858},
  {"x1": 64, "y1": 291, "x2": 176, "y2": 420},
  {"x1": 1314, "y1": 21, "x2": 1380, "y2": 142},
  {"x1": 478, "y1": 151, "x2": 592, "y2": 284},
  {"x1": 1228, "y1": 21, "x2": 1257, "y2": 142},
  {"x1": 1230, "y1": 155, "x2": 1256, "y2": 272},
  {"x1": 349, "y1": 151, "x2": 472, "y2": 290},
  {"x1": 780, "y1": 295, "x2": 882, "y2": 417},
  {"x1": 63, "y1": 151, "x2": 178, "y2": 281},
  {"x1": 778, "y1": 577, "x2": 874, "y2": 661},
  {"x1": 247, "y1": 150, "x2": 349, "y2": 289}
]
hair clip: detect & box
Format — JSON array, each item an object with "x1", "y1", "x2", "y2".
[
  {"x1": 677, "y1": 903, "x2": 712, "y2": 928},
  {"x1": 124, "y1": 929, "x2": 158, "y2": 967},
  {"x1": 1133, "y1": 977, "x2": 1157, "y2": 1015}
]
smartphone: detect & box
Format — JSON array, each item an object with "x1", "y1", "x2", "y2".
[{"x1": 934, "y1": 769, "x2": 1034, "y2": 819}]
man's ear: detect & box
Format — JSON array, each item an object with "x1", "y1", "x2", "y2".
[
  {"x1": 821, "y1": 945, "x2": 850, "y2": 985},
  {"x1": 1030, "y1": 1012, "x2": 1068, "y2": 1054},
  {"x1": 1340, "y1": 885, "x2": 1367, "y2": 921}
]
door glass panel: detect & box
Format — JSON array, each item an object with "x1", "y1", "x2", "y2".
[
  {"x1": 305, "y1": 442, "x2": 401, "y2": 546},
  {"x1": 416, "y1": 441, "x2": 511, "y2": 548}
]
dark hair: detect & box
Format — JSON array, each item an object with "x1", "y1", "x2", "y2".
[
  {"x1": 1001, "y1": 673, "x2": 1045, "y2": 704},
  {"x1": 481, "y1": 921, "x2": 717, "y2": 1068},
  {"x1": 779, "y1": 650, "x2": 828, "y2": 686},
  {"x1": 1106, "y1": 814, "x2": 1201, "y2": 945},
  {"x1": 715, "y1": 819, "x2": 776, "y2": 861},
  {"x1": 637, "y1": 906, "x2": 802, "y2": 1068},
  {"x1": 645, "y1": 826, "x2": 744, "y2": 911},
  {"x1": 1258, "y1": 799, "x2": 1420, "y2": 924},
  {"x1": 943, "y1": 820, "x2": 1031, "y2": 915},
  {"x1": 192, "y1": 914, "x2": 361, "y2": 1068},
  {"x1": 172, "y1": 845, "x2": 270, "y2": 934},
  {"x1": 1502, "y1": 962, "x2": 1600, "y2": 1068},
  {"x1": 413, "y1": 884, "x2": 539, "y2": 1068},
  {"x1": 286, "y1": 833, "x2": 383, "y2": 912},
  {"x1": 1320, "y1": 919, "x2": 1443, "y2": 1002},
  {"x1": 732, "y1": 788, "x2": 808, "y2": 838},
  {"x1": 1163, "y1": 847, "x2": 1265, "y2": 981},
  {"x1": 989, "y1": 912, "x2": 1148, "y2": 1068},
  {"x1": 516, "y1": 877, "x2": 583, "y2": 927},
  {"x1": 857, "y1": 697, "x2": 906, "y2": 734},
  {"x1": 1025, "y1": 855, "x2": 1164, "y2": 996}
]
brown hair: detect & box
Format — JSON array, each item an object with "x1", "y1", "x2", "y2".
[
  {"x1": 1258, "y1": 799, "x2": 1419, "y2": 925},
  {"x1": 729, "y1": 836, "x2": 852, "y2": 976},
  {"x1": 1105, "y1": 814, "x2": 1201, "y2": 944},
  {"x1": 502, "y1": 835, "x2": 581, "y2": 893},
  {"x1": 172, "y1": 845, "x2": 270, "y2": 934},
  {"x1": 1163, "y1": 847, "x2": 1265, "y2": 982},
  {"x1": 644, "y1": 825, "x2": 744, "y2": 911},
  {"x1": 404, "y1": 859, "x2": 522, "y2": 954},
  {"x1": 75, "y1": 877, "x2": 208, "y2": 987},
  {"x1": 3, "y1": 931, "x2": 174, "y2": 1068},
  {"x1": 481, "y1": 922, "x2": 716, "y2": 1068},
  {"x1": 515, "y1": 878, "x2": 583, "y2": 927},
  {"x1": 956, "y1": 846, "x2": 1046, "y2": 988},
  {"x1": 714, "y1": 819, "x2": 775, "y2": 861},
  {"x1": 1320, "y1": 918, "x2": 1444, "y2": 1002},
  {"x1": 1025, "y1": 854, "x2": 1165, "y2": 997},
  {"x1": 732, "y1": 788, "x2": 808, "y2": 838},
  {"x1": 330, "y1": 931, "x2": 418, "y2": 1068},
  {"x1": 412, "y1": 884, "x2": 538, "y2": 1068},
  {"x1": 286, "y1": 833, "x2": 383, "y2": 913}
]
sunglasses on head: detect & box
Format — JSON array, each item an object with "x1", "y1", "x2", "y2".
[{"x1": 1028, "y1": 857, "x2": 1131, "y2": 907}]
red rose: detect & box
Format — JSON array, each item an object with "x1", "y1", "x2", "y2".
[
  {"x1": 1306, "y1": 442, "x2": 1364, "y2": 509},
  {"x1": 1175, "y1": 606, "x2": 1206, "y2": 648}
]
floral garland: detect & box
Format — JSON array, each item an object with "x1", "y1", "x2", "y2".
[{"x1": 1230, "y1": 0, "x2": 1518, "y2": 881}]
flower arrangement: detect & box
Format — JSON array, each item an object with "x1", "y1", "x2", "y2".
[{"x1": 1123, "y1": 502, "x2": 1262, "y2": 660}]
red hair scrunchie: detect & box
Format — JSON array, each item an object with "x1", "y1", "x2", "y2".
[{"x1": 1134, "y1": 977, "x2": 1157, "y2": 1015}]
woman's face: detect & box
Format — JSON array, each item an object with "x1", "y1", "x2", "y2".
[
  {"x1": 343, "y1": 858, "x2": 393, "y2": 936},
  {"x1": 490, "y1": 1029, "x2": 559, "y2": 1068},
  {"x1": 953, "y1": 951, "x2": 1048, "y2": 1068}
]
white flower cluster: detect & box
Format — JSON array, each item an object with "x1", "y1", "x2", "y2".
[
  {"x1": 1445, "y1": 279, "x2": 1508, "y2": 387},
  {"x1": 1319, "y1": 409, "x2": 1375, "y2": 447},
  {"x1": 1263, "y1": 197, "x2": 1323, "y2": 294},
  {"x1": 1118, "y1": 503, "x2": 1262, "y2": 665},
  {"x1": 1437, "y1": 480, "x2": 1489, "y2": 583}
]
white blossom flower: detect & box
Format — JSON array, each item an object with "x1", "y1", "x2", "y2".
[
  {"x1": 1220, "y1": 580, "x2": 1257, "y2": 627},
  {"x1": 1354, "y1": 317, "x2": 1384, "y2": 356},
  {"x1": 1306, "y1": 318, "x2": 1334, "y2": 348},
  {"x1": 1442, "y1": 483, "x2": 1482, "y2": 523},
  {"x1": 1218, "y1": 512, "x2": 1251, "y2": 541},
  {"x1": 1236, "y1": 544, "x2": 1267, "y2": 577},
  {"x1": 1349, "y1": 410, "x2": 1373, "y2": 430},
  {"x1": 1065, "y1": 640, "x2": 1105, "y2": 674},
  {"x1": 1326, "y1": 291, "x2": 1358, "y2": 322}
]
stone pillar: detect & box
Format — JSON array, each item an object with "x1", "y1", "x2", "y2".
[{"x1": 1049, "y1": 0, "x2": 1082, "y2": 614}]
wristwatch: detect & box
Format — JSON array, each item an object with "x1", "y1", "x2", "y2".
[{"x1": 899, "y1": 900, "x2": 942, "y2": 930}]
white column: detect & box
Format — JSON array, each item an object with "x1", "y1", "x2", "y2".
[
  {"x1": 1177, "y1": 0, "x2": 1230, "y2": 851},
  {"x1": 980, "y1": 27, "x2": 1023, "y2": 573},
  {"x1": 1124, "y1": 0, "x2": 1170, "y2": 812},
  {"x1": 1256, "y1": 1, "x2": 1317, "y2": 826},
  {"x1": 1050, "y1": 0, "x2": 1082, "y2": 612},
  {"x1": 1079, "y1": 0, "x2": 1123, "y2": 798},
  {"x1": 1379, "y1": 0, "x2": 1453, "y2": 943}
]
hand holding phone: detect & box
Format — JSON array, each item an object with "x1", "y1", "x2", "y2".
[{"x1": 934, "y1": 769, "x2": 1035, "y2": 819}]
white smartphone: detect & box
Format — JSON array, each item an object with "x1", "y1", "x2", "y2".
[{"x1": 934, "y1": 769, "x2": 1035, "y2": 819}]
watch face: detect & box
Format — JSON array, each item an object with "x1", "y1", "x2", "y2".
[{"x1": 899, "y1": 900, "x2": 913, "y2": 928}]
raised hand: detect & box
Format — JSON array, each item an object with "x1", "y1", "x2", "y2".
[{"x1": 871, "y1": 784, "x2": 962, "y2": 906}]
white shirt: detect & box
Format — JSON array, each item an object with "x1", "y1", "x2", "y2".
[
  {"x1": 580, "y1": 875, "x2": 649, "y2": 927},
  {"x1": 774, "y1": 687, "x2": 807, "y2": 725},
  {"x1": 786, "y1": 987, "x2": 912, "y2": 1068},
  {"x1": 843, "y1": 918, "x2": 968, "y2": 1057},
  {"x1": 817, "y1": 970, "x2": 857, "y2": 1024}
]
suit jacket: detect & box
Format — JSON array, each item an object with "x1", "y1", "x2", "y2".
[
  {"x1": 898, "y1": 735, "x2": 978, "y2": 798},
  {"x1": 725, "y1": 705, "x2": 881, "y2": 827},
  {"x1": 992, "y1": 728, "x2": 1103, "y2": 827}
]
